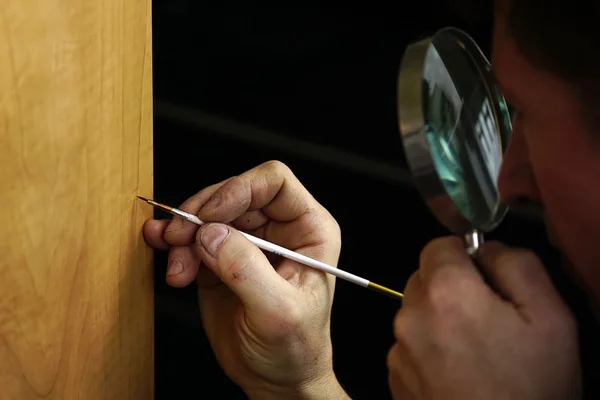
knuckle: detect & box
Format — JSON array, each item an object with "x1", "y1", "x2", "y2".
[
  {"x1": 323, "y1": 210, "x2": 341, "y2": 238},
  {"x1": 289, "y1": 206, "x2": 341, "y2": 253},
  {"x1": 392, "y1": 310, "x2": 412, "y2": 342},
  {"x1": 311, "y1": 209, "x2": 341, "y2": 240},
  {"x1": 386, "y1": 343, "x2": 401, "y2": 370},
  {"x1": 223, "y1": 175, "x2": 244, "y2": 190},
  {"x1": 419, "y1": 237, "x2": 445, "y2": 261},
  {"x1": 425, "y1": 267, "x2": 465, "y2": 311},
  {"x1": 403, "y1": 270, "x2": 420, "y2": 293},
  {"x1": 261, "y1": 160, "x2": 292, "y2": 176},
  {"x1": 419, "y1": 236, "x2": 463, "y2": 266},
  {"x1": 219, "y1": 176, "x2": 246, "y2": 201},
  {"x1": 301, "y1": 210, "x2": 342, "y2": 261},
  {"x1": 328, "y1": 220, "x2": 342, "y2": 251},
  {"x1": 207, "y1": 176, "x2": 251, "y2": 219}
]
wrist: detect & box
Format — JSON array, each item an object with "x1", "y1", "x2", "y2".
[{"x1": 245, "y1": 372, "x2": 351, "y2": 400}]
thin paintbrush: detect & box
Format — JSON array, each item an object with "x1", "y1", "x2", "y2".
[{"x1": 138, "y1": 196, "x2": 404, "y2": 300}]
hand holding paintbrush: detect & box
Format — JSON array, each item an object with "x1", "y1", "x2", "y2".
[
  {"x1": 138, "y1": 195, "x2": 403, "y2": 300},
  {"x1": 139, "y1": 161, "x2": 402, "y2": 399}
]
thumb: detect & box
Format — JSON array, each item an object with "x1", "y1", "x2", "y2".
[
  {"x1": 476, "y1": 241, "x2": 564, "y2": 312},
  {"x1": 194, "y1": 222, "x2": 293, "y2": 312}
]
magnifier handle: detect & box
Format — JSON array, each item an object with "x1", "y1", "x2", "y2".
[
  {"x1": 463, "y1": 229, "x2": 510, "y2": 298},
  {"x1": 463, "y1": 229, "x2": 484, "y2": 258}
]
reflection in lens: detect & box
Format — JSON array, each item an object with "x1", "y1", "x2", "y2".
[
  {"x1": 423, "y1": 79, "x2": 474, "y2": 222},
  {"x1": 421, "y1": 32, "x2": 511, "y2": 230},
  {"x1": 398, "y1": 27, "x2": 513, "y2": 234},
  {"x1": 423, "y1": 44, "x2": 477, "y2": 223}
]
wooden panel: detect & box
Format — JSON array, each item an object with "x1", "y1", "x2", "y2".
[{"x1": 0, "y1": 0, "x2": 154, "y2": 398}]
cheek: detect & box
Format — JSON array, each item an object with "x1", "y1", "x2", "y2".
[{"x1": 526, "y1": 130, "x2": 600, "y2": 275}]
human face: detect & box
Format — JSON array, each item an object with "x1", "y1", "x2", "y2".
[{"x1": 491, "y1": 10, "x2": 600, "y2": 298}]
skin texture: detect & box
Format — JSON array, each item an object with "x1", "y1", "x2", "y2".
[
  {"x1": 492, "y1": 9, "x2": 600, "y2": 300},
  {"x1": 387, "y1": 238, "x2": 581, "y2": 399},
  {"x1": 143, "y1": 161, "x2": 350, "y2": 400},
  {"x1": 386, "y1": 6, "x2": 594, "y2": 400},
  {"x1": 143, "y1": 6, "x2": 595, "y2": 400}
]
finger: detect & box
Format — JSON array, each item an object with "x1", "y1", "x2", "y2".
[
  {"x1": 142, "y1": 219, "x2": 171, "y2": 250},
  {"x1": 231, "y1": 209, "x2": 269, "y2": 231},
  {"x1": 389, "y1": 310, "x2": 423, "y2": 398},
  {"x1": 270, "y1": 212, "x2": 341, "y2": 293},
  {"x1": 260, "y1": 209, "x2": 341, "y2": 263},
  {"x1": 387, "y1": 343, "x2": 418, "y2": 400},
  {"x1": 163, "y1": 178, "x2": 233, "y2": 246},
  {"x1": 166, "y1": 246, "x2": 201, "y2": 288},
  {"x1": 401, "y1": 271, "x2": 422, "y2": 307},
  {"x1": 476, "y1": 241, "x2": 564, "y2": 311},
  {"x1": 245, "y1": 210, "x2": 341, "y2": 292},
  {"x1": 418, "y1": 236, "x2": 483, "y2": 284},
  {"x1": 198, "y1": 160, "x2": 319, "y2": 224},
  {"x1": 194, "y1": 222, "x2": 294, "y2": 313}
]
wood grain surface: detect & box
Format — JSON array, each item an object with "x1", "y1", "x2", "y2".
[{"x1": 0, "y1": 0, "x2": 154, "y2": 398}]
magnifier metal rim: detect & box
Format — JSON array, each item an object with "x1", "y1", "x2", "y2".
[{"x1": 397, "y1": 26, "x2": 510, "y2": 235}]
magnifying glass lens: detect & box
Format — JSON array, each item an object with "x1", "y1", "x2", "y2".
[{"x1": 398, "y1": 27, "x2": 513, "y2": 237}]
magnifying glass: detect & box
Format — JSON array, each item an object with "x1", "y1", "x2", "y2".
[{"x1": 397, "y1": 27, "x2": 513, "y2": 256}]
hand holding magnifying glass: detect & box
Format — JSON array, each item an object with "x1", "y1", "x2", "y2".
[{"x1": 388, "y1": 27, "x2": 581, "y2": 400}]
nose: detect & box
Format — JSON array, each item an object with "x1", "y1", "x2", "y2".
[{"x1": 497, "y1": 116, "x2": 541, "y2": 208}]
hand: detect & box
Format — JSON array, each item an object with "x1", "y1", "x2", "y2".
[
  {"x1": 143, "y1": 161, "x2": 349, "y2": 400},
  {"x1": 387, "y1": 237, "x2": 581, "y2": 400}
]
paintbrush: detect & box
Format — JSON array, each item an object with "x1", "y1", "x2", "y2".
[{"x1": 138, "y1": 196, "x2": 403, "y2": 300}]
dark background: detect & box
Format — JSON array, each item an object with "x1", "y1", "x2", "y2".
[{"x1": 151, "y1": 4, "x2": 598, "y2": 399}]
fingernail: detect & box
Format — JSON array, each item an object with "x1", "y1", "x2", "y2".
[
  {"x1": 167, "y1": 258, "x2": 184, "y2": 276},
  {"x1": 200, "y1": 224, "x2": 229, "y2": 257}
]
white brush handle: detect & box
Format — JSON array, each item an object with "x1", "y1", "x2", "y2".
[{"x1": 172, "y1": 207, "x2": 370, "y2": 287}]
